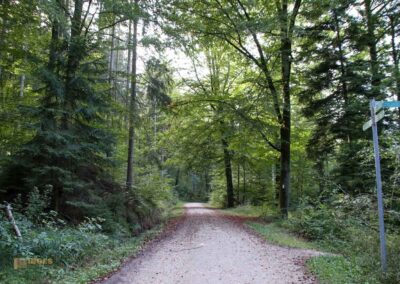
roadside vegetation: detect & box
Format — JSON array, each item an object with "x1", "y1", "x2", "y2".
[
  {"x1": 223, "y1": 204, "x2": 400, "y2": 284},
  {"x1": 0, "y1": 190, "x2": 183, "y2": 284}
]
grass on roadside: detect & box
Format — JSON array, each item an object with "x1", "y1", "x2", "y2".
[
  {"x1": 307, "y1": 255, "x2": 363, "y2": 284},
  {"x1": 221, "y1": 205, "x2": 365, "y2": 284},
  {"x1": 246, "y1": 222, "x2": 317, "y2": 250},
  {"x1": 221, "y1": 204, "x2": 278, "y2": 218},
  {"x1": 167, "y1": 201, "x2": 185, "y2": 219},
  {"x1": 247, "y1": 220, "x2": 366, "y2": 284},
  {"x1": 57, "y1": 227, "x2": 163, "y2": 284}
]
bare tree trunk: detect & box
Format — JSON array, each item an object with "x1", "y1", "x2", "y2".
[
  {"x1": 389, "y1": 14, "x2": 400, "y2": 120},
  {"x1": 126, "y1": 0, "x2": 139, "y2": 190},
  {"x1": 0, "y1": 0, "x2": 10, "y2": 107},
  {"x1": 4, "y1": 203, "x2": 22, "y2": 238},
  {"x1": 278, "y1": 0, "x2": 292, "y2": 217},
  {"x1": 125, "y1": 17, "x2": 132, "y2": 123},
  {"x1": 114, "y1": 28, "x2": 119, "y2": 102},
  {"x1": 222, "y1": 138, "x2": 234, "y2": 207},
  {"x1": 242, "y1": 162, "x2": 246, "y2": 204},
  {"x1": 237, "y1": 163, "x2": 240, "y2": 205},
  {"x1": 272, "y1": 163, "x2": 276, "y2": 200},
  {"x1": 109, "y1": 23, "x2": 115, "y2": 98}
]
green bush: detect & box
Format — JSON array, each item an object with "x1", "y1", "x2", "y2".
[
  {"x1": 286, "y1": 193, "x2": 400, "y2": 283},
  {"x1": 209, "y1": 186, "x2": 227, "y2": 208},
  {"x1": 24, "y1": 186, "x2": 52, "y2": 223},
  {"x1": 0, "y1": 215, "x2": 109, "y2": 269},
  {"x1": 288, "y1": 203, "x2": 351, "y2": 241}
]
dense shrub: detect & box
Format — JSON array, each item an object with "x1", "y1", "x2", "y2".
[
  {"x1": 0, "y1": 212, "x2": 109, "y2": 269},
  {"x1": 288, "y1": 203, "x2": 352, "y2": 241},
  {"x1": 286, "y1": 192, "x2": 400, "y2": 283},
  {"x1": 209, "y1": 186, "x2": 227, "y2": 208}
]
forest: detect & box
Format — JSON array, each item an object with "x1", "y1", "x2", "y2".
[{"x1": 0, "y1": 0, "x2": 399, "y2": 283}]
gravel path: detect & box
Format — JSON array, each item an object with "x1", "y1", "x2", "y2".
[{"x1": 101, "y1": 203, "x2": 322, "y2": 284}]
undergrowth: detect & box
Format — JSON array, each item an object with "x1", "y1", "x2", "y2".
[
  {"x1": 224, "y1": 198, "x2": 400, "y2": 284},
  {"x1": 0, "y1": 196, "x2": 183, "y2": 284}
]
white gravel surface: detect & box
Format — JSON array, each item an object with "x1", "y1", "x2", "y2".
[{"x1": 101, "y1": 203, "x2": 322, "y2": 284}]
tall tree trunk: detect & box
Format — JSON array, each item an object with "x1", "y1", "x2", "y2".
[
  {"x1": 109, "y1": 23, "x2": 115, "y2": 98},
  {"x1": 114, "y1": 29, "x2": 120, "y2": 103},
  {"x1": 126, "y1": 0, "x2": 139, "y2": 190},
  {"x1": 278, "y1": 0, "x2": 293, "y2": 217},
  {"x1": 389, "y1": 14, "x2": 400, "y2": 120},
  {"x1": 364, "y1": 0, "x2": 381, "y2": 99},
  {"x1": 222, "y1": 138, "x2": 234, "y2": 207},
  {"x1": 0, "y1": 0, "x2": 10, "y2": 107},
  {"x1": 274, "y1": 161, "x2": 280, "y2": 204},
  {"x1": 237, "y1": 163, "x2": 240, "y2": 205},
  {"x1": 242, "y1": 162, "x2": 246, "y2": 203},
  {"x1": 125, "y1": 17, "x2": 132, "y2": 122}
]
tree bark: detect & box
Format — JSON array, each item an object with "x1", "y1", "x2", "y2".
[
  {"x1": 278, "y1": 0, "x2": 293, "y2": 217},
  {"x1": 109, "y1": 23, "x2": 115, "y2": 98},
  {"x1": 126, "y1": 17, "x2": 132, "y2": 113},
  {"x1": 389, "y1": 14, "x2": 400, "y2": 120},
  {"x1": 242, "y1": 162, "x2": 246, "y2": 203},
  {"x1": 222, "y1": 138, "x2": 234, "y2": 207},
  {"x1": 0, "y1": 0, "x2": 10, "y2": 107},
  {"x1": 126, "y1": 0, "x2": 139, "y2": 190},
  {"x1": 4, "y1": 203, "x2": 22, "y2": 238},
  {"x1": 237, "y1": 163, "x2": 240, "y2": 205}
]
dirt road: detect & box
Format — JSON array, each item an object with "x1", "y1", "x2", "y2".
[{"x1": 102, "y1": 203, "x2": 322, "y2": 284}]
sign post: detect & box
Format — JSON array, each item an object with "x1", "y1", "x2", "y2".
[
  {"x1": 369, "y1": 99, "x2": 387, "y2": 272},
  {"x1": 363, "y1": 99, "x2": 400, "y2": 272}
]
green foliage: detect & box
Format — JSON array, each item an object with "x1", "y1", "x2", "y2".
[
  {"x1": 286, "y1": 196, "x2": 400, "y2": 283},
  {"x1": 0, "y1": 202, "x2": 184, "y2": 283},
  {"x1": 209, "y1": 183, "x2": 227, "y2": 208},
  {"x1": 288, "y1": 203, "x2": 352, "y2": 241},
  {"x1": 247, "y1": 222, "x2": 316, "y2": 250},
  {"x1": 0, "y1": 220, "x2": 164, "y2": 284},
  {"x1": 222, "y1": 205, "x2": 276, "y2": 218},
  {"x1": 0, "y1": 212, "x2": 106, "y2": 269},
  {"x1": 24, "y1": 186, "x2": 52, "y2": 223},
  {"x1": 307, "y1": 256, "x2": 364, "y2": 284}
]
